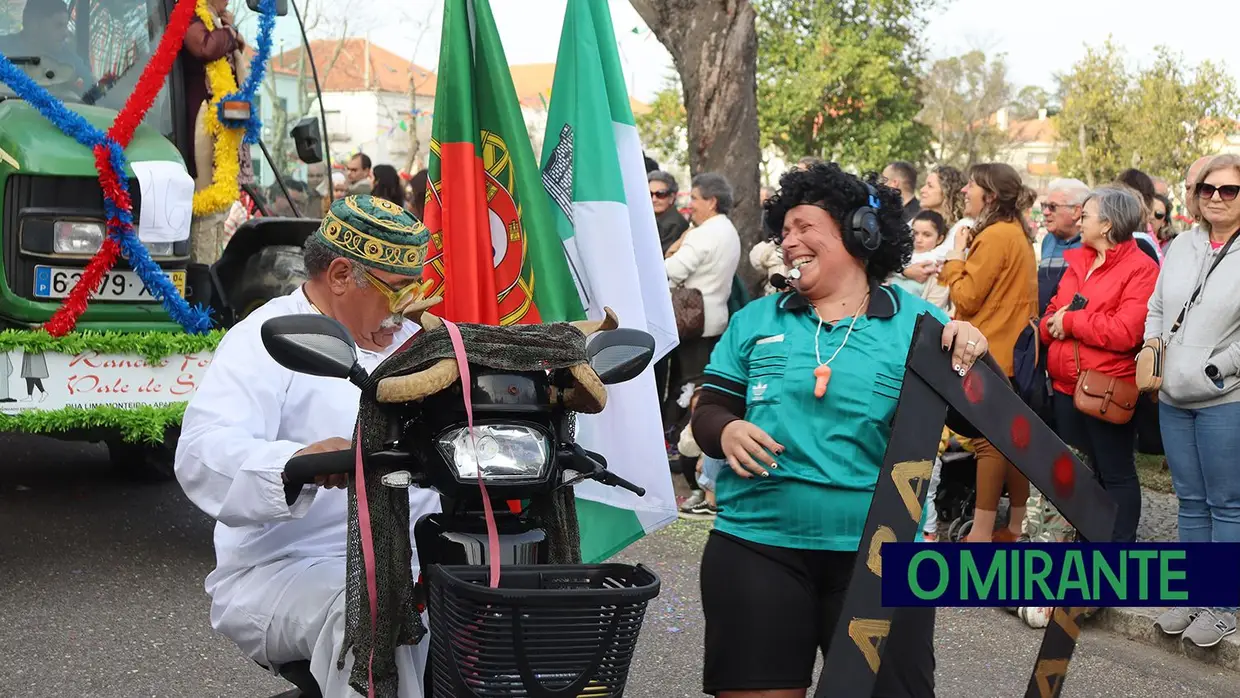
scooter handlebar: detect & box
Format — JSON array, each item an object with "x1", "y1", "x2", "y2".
[
  {"x1": 283, "y1": 449, "x2": 354, "y2": 505},
  {"x1": 577, "y1": 447, "x2": 646, "y2": 497}
]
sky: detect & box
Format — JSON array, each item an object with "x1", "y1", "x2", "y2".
[
  {"x1": 265, "y1": 0, "x2": 1236, "y2": 103},
  {"x1": 264, "y1": 0, "x2": 677, "y2": 101}
]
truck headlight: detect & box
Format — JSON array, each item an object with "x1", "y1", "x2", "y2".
[
  {"x1": 435, "y1": 424, "x2": 551, "y2": 481},
  {"x1": 53, "y1": 221, "x2": 104, "y2": 254},
  {"x1": 145, "y1": 241, "x2": 175, "y2": 257}
]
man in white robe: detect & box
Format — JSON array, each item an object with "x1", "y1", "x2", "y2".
[{"x1": 176, "y1": 196, "x2": 441, "y2": 697}]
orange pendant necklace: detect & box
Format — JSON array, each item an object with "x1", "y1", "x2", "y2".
[{"x1": 811, "y1": 292, "x2": 869, "y2": 399}]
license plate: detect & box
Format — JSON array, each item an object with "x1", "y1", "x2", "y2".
[{"x1": 33, "y1": 265, "x2": 186, "y2": 301}]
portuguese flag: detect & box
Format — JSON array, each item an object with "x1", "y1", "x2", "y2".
[{"x1": 420, "y1": 0, "x2": 583, "y2": 325}]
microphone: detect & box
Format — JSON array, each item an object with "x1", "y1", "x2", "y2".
[{"x1": 770, "y1": 273, "x2": 790, "y2": 290}]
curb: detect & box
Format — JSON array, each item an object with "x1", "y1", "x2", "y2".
[{"x1": 1087, "y1": 607, "x2": 1240, "y2": 671}]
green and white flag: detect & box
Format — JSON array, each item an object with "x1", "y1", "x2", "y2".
[{"x1": 540, "y1": 0, "x2": 680, "y2": 563}]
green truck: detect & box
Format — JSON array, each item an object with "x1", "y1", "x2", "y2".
[{"x1": 0, "y1": 0, "x2": 325, "y2": 478}]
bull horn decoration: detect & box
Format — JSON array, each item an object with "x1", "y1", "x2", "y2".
[
  {"x1": 569, "y1": 307, "x2": 619, "y2": 336},
  {"x1": 376, "y1": 358, "x2": 459, "y2": 403},
  {"x1": 395, "y1": 293, "x2": 444, "y2": 331}
]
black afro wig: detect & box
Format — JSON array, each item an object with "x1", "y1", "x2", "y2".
[{"x1": 763, "y1": 161, "x2": 914, "y2": 285}]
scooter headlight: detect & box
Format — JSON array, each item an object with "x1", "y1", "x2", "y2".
[{"x1": 435, "y1": 424, "x2": 552, "y2": 482}]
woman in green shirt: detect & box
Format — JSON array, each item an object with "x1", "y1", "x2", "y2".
[{"x1": 691, "y1": 163, "x2": 993, "y2": 698}]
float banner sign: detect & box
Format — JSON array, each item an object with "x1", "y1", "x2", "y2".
[
  {"x1": 882, "y1": 542, "x2": 1240, "y2": 608},
  {"x1": 0, "y1": 350, "x2": 213, "y2": 411}
]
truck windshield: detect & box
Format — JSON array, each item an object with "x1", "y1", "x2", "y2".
[{"x1": 0, "y1": 0, "x2": 173, "y2": 138}]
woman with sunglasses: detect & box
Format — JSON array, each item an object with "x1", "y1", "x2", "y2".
[
  {"x1": 1153, "y1": 193, "x2": 1176, "y2": 252},
  {"x1": 649, "y1": 170, "x2": 690, "y2": 255},
  {"x1": 1148, "y1": 154, "x2": 1240, "y2": 648}
]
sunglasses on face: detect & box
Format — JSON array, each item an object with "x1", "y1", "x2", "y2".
[
  {"x1": 1197, "y1": 183, "x2": 1240, "y2": 201},
  {"x1": 363, "y1": 269, "x2": 422, "y2": 313},
  {"x1": 651, "y1": 190, "x2": 672, "y2": 200},
  {"x1": 1042, "y1": 203, "x2": 1076, "y2": 213}
]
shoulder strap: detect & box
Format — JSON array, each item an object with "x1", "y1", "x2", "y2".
[{"x1": 1169, "y1": 229, "x2": 1239, "y2": 336}]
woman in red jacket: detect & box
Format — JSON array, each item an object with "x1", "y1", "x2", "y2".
[{"x1": 1041, "y1": 186, "x2": 1160, "y2": 542}]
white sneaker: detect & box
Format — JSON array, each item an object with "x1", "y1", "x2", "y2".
[{"x1": 679, "y1": 490, "x2": 705, "y2": 513}]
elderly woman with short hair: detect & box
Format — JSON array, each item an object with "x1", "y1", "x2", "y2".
[
  {"x1": 665, "y1": 172, "x2": 743, "y2": 511},
  {"x1": 1040, "y1": 186, "x2": 1160, "y2": 543}
]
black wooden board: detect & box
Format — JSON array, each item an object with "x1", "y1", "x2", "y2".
[{"x1": 813, "y1": 314, "x2": 1116, "y2": 698}]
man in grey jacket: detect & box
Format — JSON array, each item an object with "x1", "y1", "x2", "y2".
[{"x1": 1148, "y1": 153, "x2": 1240, "y2": 648}]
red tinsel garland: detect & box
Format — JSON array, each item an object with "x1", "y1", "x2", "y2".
[{"x1": 42, "y1": 0, "x2": 198, "y2": 336}]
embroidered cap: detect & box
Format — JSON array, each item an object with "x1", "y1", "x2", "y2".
[{"x1": 314, "y1": 195, "x2": 430, "y2": 275}]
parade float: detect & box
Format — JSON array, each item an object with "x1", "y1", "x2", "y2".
[{"x1": 0, "y1": 0, "x2": 324, "y2": 478}]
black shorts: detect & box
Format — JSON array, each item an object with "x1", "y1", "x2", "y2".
[{"x1": 700, "y1": 530, "x2": 936, "y2": 696}]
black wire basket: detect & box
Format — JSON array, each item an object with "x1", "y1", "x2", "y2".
[{"x1": 425, "y1": 563, "x2": 661, "y2": 698}]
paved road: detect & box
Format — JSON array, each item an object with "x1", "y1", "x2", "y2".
[{"x1": 1, "y1": 433, "x2": 1237, "y2": 698}]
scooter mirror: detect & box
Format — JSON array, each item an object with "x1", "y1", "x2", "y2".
[
  {"x1": 587, "y1": 328, "x2": 656, "y2": 385},
  {"x1": 291, "y1": 117, "x2": 324, "y2": 164},
  {"x1": 246, "y1": 0, "x2": 289, "y2": 16},
  {"x1": 261, "y1": 314, "x2": 366, "y2": 384}
]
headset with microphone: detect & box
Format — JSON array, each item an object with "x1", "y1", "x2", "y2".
[
  {"x1": 843, "y1": 183, "x2": 884, "y2": 260},
  {"x1": 770, "y1": 182, "x2": 885, "y2": 288}
]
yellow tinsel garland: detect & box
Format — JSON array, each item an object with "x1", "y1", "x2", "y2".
[{"x1": 192, "y1": 0, "x2": 245, "y2": 216}]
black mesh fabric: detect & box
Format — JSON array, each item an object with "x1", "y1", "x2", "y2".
[{"x1": 340, "y1": 321, "x2": 590, "y2": 698}]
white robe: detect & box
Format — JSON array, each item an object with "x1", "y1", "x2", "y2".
[{"x1": 175, "y1": 287, "x2": 441, "y2": 697}]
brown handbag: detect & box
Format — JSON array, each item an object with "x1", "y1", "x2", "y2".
[
  {"x1": 1139, "y1": 230, "x2": 1240, "y2": 392},
  {"x1": 671, "y1": 285, "x2": 705, "y2": 340},
  {"x1": 1072, "y1": 341, "x2": 1138, "y2": 425},
  {"x1": 1134, "y1": 337, "x2": 1164, "y2": 393}
]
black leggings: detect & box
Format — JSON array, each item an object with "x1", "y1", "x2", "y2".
[
  {"x1": 700, "y1": 530, "x2": 936, "y2": 695},
  {"x1": 1053, "y1": 392, "x2": 1141, "y2": 542},
  {"x1": 680, "y1": 455, "x2": 699, "y2": 490},
  {"x1": 26, "y1": 377, "x2": 44, "y2": 394}
]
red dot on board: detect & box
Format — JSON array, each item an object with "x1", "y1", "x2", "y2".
[
  {"x1": 962, "y1": 371, "x2": 984, "y2": 404},
  {"x1": 1052, "y1": 453, "x2": 1075, "y2": 498},
  {"x1": 1010, "y1": 415, "x2": 1031, "y2": 450}
]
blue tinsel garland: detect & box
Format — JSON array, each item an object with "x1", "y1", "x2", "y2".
[
  {"x1": 218, "y1": 0, "x2": 277, "y2": 145},
  {"x1": 0, "y1": 55, "x2": 214, "y2": 334}
]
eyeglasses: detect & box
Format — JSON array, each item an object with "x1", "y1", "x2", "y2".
[
  {"x1": 1197, "y1": 183, "x2": 1240, "y2": 201},
  {"x1": 363, "y1": 269, "x2": 422, "y2": 313},
  {"x1": 650, "y1": 190, "x2": 672, "y2": 200}
]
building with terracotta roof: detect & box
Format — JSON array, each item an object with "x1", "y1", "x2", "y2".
[
  {"x1": 258, "y1": 44, "x2": 654, "y2": 188},
  {"x1": 268, "y1": 37, "x2": 437, "y2": 174},
  {"x1": 992, "y1": 107, "x2": 1061, "y2": 193}
]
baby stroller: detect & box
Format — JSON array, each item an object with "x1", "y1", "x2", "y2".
[{"x1": 932, "y1": 435, "x2": 1011, "y2": 542}]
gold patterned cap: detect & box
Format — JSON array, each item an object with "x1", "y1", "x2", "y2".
[{"x1": 315, "y1": 195, "x2": 430, "y2": 275}]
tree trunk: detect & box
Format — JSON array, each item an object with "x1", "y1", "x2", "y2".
[{"x1": 630, "y1": 0, "x2": 764, "y2": 294}]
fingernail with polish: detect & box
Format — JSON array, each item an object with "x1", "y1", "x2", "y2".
[
  {"x1": 761, "y1": 471, "x2": 770, "y2": 477},
  {"x1": 770, "y1": 462, "x2": 779, "y2": 469},
  {"x1": 954, "y1": 364, "x2": 961, "y2": 372}
]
